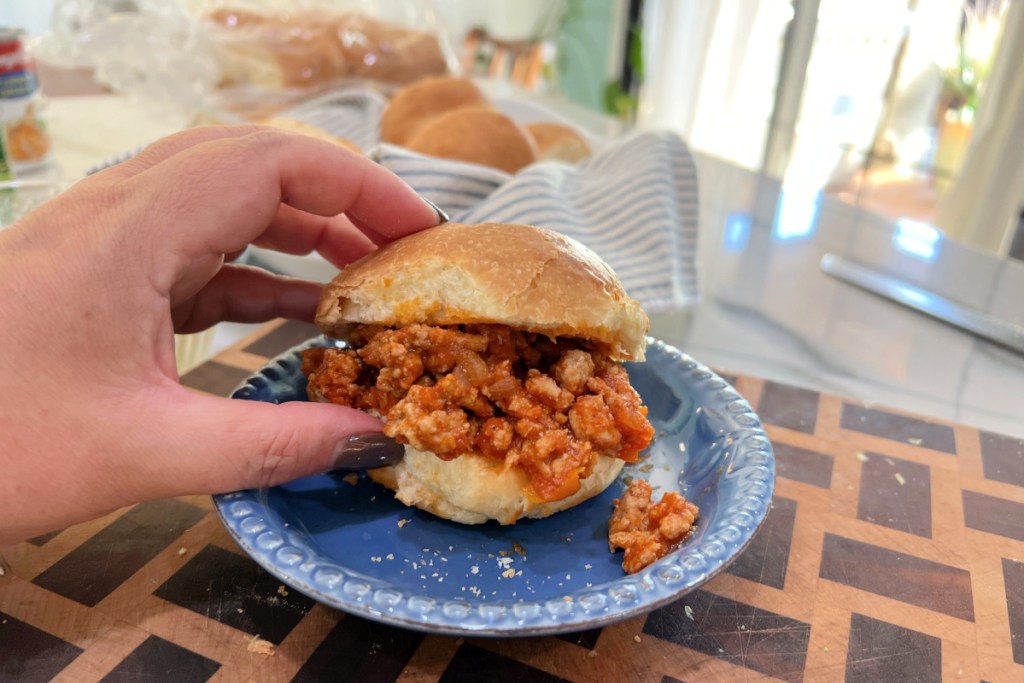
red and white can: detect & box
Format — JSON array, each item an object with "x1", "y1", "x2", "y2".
[{"x1": 0, "y1": 28, "x2": 51, "y2": 176}]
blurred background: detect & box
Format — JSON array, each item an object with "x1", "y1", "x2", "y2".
[{"x1": 1, "y1": 0, "x2": 1021, "y2": 258}]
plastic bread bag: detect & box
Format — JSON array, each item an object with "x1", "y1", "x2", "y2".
[
  {"x1": 34, "y1": 0, "x2": 457, "y2": 120},
  {"x1": 34, "y1": 0, "x2": 222, "y2": 113},
  {"x1": 203, "y1": 1, "x2": 456, "y2": 90}
]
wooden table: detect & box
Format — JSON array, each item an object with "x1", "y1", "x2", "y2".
[{"x1": 2, "y1": 319, "x2": 1023, "y2": 682}]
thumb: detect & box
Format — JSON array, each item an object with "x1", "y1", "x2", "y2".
[{"x1": 147, "y1": 392, "x2": 387, "y2": 495}]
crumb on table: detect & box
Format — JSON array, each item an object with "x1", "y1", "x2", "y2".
[{"x1": 246, "y1": 635, "x2": 275, "y2": 656}]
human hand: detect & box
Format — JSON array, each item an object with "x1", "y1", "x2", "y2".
[{"x1": 0, "y1": 126, "x2": 443, "y2": 544}]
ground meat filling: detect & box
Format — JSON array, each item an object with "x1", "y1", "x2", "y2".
[
  {"x1": 301, "y1": 324, "x2": 655, "y2": 502},
  {"x1": 608, "y1": 480, "x2": 700, "y2": 574}
]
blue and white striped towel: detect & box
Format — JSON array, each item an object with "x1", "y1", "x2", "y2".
[
  {"x1": 278, "y1": 89, "x2": 700, "y2": 309},
  {"x1": 91, "y1": 88, "x2": 700, "y2": 309},
  {"x1": 374, "y1": 136, "x2": 699, "y2": 309}
]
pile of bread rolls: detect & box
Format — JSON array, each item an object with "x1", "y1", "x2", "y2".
[
  {"x1": 258, "y1": 76, "x2": 593, "y2": 176},
  {"x1": 379, "y1": 76, "x2": 592, "y2": 173}
]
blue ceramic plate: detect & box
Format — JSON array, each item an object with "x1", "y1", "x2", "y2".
[{"x1": 214, "y1": 337, "x2": 774, "y2": 636}]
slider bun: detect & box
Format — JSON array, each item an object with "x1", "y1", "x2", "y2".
[
  {"x1": 316, "y1": 222, "x2": 648, "y2": 361},
  {"x1": 380, "y1": 76, "x2": 489, "y2": 146},
  {"x1": 405, "y1": 108, "x2": 537, "y2": 174},
  {"x1": 262, "y1": 118, "x2": 362, "y2": 154},
  {"x1": 368, "y1": 447, "x2": 624, "y2": 525},
  {"x1": 526, "y1": 122, "x2": 592, "y2": 163}
]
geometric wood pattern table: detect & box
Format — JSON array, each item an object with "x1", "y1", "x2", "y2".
[{"x1": 3, "y1": 319, "x2": 1023, "y2": 682}]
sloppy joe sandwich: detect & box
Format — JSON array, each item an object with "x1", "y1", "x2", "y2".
[{"x1": 301, "y1": 222, "x2": 654, "y2": 525}]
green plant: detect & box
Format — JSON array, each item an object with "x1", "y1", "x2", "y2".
[
  {"x1": 603, "y1": 22, "x2": 643, "y2": 121},
  {"x1": 939, "y1": 0, "x2": 1009, "y2": 121}
]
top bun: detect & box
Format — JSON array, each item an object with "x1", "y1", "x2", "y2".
[
  {"x1": 380, "y1": 76, "x2": 489, "y2": 146},
  {"x1": 526, "y1": 122, "x2": 592, "y2": 163},
  {"x1": 316, "y1": 222, "x2": 648, "y2": 361}
]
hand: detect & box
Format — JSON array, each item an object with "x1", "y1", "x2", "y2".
[{"x1": 0, "y1": 125, "x2": 443, "y2": 544}]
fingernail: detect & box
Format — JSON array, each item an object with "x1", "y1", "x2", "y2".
[
  {"x1": 421, "y1": 196, "x2": 449, "y2": 224},
  {"x1": 332, "y1": 432, "x2": 405, "y2": 471}
]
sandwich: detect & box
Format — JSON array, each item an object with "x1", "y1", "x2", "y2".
[{"x1": 301, "y1": 222, "x2": 654, "y2": 525}]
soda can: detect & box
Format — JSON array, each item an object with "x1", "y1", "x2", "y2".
[{"x1": 0, "y1": 28, "x2": 51, "y2": 176}]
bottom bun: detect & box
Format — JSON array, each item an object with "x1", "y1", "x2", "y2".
[{"x1": 367, "y1": 447, "x2": 624, "y2": 525}]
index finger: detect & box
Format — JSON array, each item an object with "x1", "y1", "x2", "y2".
[{"x1": 134, "y1": 129, "x2": 442, "y2": 278}]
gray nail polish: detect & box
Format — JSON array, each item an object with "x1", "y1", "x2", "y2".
[
  {"x1": 421, "y1": 196, "x2": 449, "y2": 224},
  {"x1": 332, "y1": 432, "x2": 405, "y2": 471}
]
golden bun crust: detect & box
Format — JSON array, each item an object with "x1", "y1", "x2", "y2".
[
  {"x1": 526, "y1": 122, "x2": 592, "y2": 163},
  {"x1": 405, "y1": 108, "x2": 537, "y2": 174},
  {"x1": 380, "y1": 77, "x2": 489, "y2": 146},
  {"x1": 316, "y1": 222, "x2": 648, "y2": 361},
  {"x1": 261, "y1": 118, "x2": 362, "y2": 154},
  {"x1": 367, "y1": 447, "x2": 624, "y2": 524}
]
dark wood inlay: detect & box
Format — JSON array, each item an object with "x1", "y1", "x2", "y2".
[
  {"x1": 980, "y1": 431, "x2": 1024, "y2": 488},
  {"x1": 857, "y1": 453, "x2": 932, "y2": 537},
  {"x1": 154, "y1": 544, "x2": 314, "y2": 645},
  {"x1": 819, "y1": 533, "x2": 974, "y2": 621},
  {"x1": 774, "y1": 443, "x2": 834, "y2": 488},
  {"x1": 962, "y1": 490, "x2": 1024, "y2": 541},
  {"x1": 644, "y1": 589, "x2": 810, "y2": 682},
  {"x1": 243, "y1": 320, "x2": 320, "y2": 359},
  {"x1": 100, "y1": 636, "x2": 220, "y2": 683},
  {"x1": 841, "y1": 404, "x2": 955, "y2": 454},
  {"x1": 845, "y1": 613, "x2": 940, "y2": 683},
  {"x1": 726, "y1": 496, "x2": 797, "y2": 589},
  {"x1": 32, "y1": 499, "x2": 206, "y2": 607},
  {"x1": 758, "y1": 382, "x2": 819, "y2": 434},
  {"x1": 179, "y1": 361, "x2": 252, "y2": 397},
  {"x1": 293, "y1": 616, "x2": 425, "y2": 683}
]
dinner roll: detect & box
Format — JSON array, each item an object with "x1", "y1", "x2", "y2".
[
  {"x1": 379, "y1": 76, "x2": 489, "y2": 146},
  {"x1": 405, "y1": 108, "x2": 538, "y2": 174},
  {"x1": 526, "y1": 122, "x2": 592, "y2": 163}
]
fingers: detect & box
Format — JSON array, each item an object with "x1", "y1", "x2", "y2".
[
  {"x1": 146, "y1": 390, "x2": 388, "y2": 495},
  {"x1": 254, "y1": 204, "x2": 377, "y2": 268},
  {"x1": 100, "y1": 125, "x2": 266, "y2": 179},
  {"x1": 171, "y1": 264, "x2": 322, "y2": 334},
  {"x1": 137, "y1": 130, "x2": 441, "y2": 272}
]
